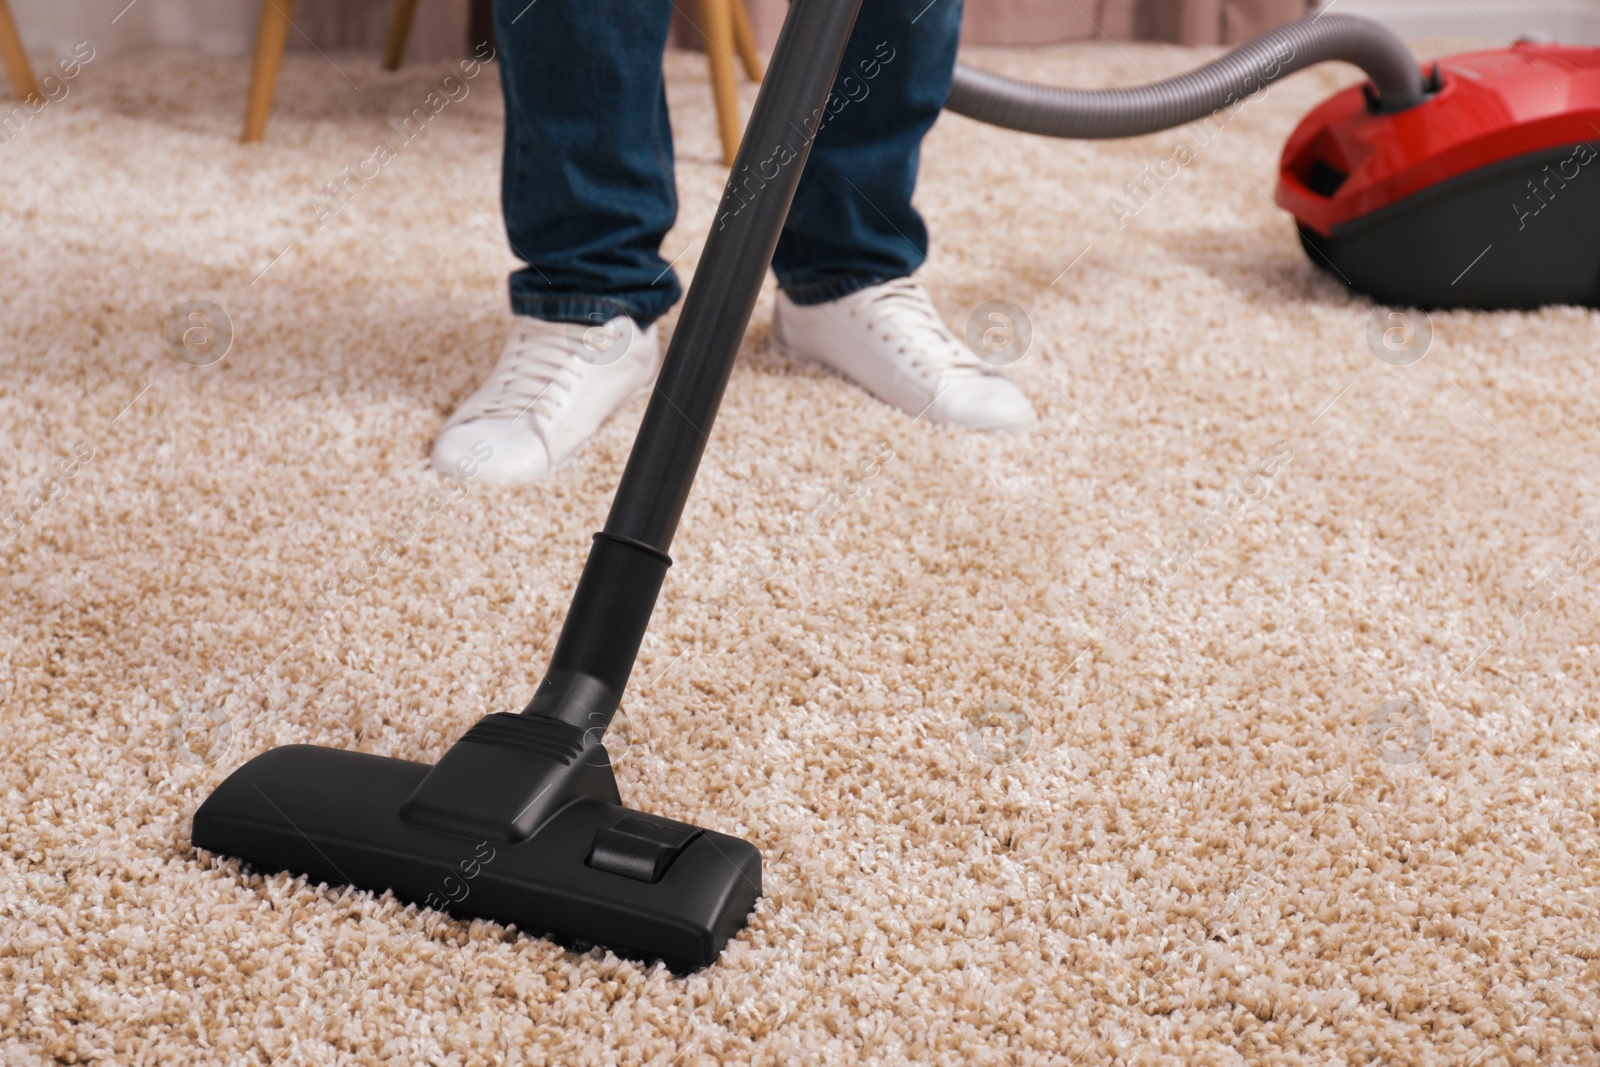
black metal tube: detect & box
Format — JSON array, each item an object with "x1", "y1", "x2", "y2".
[
  {"x1": 523, "y1": 533, "x2": 672, "y2": 728},
  {"x1": 603, "y1": 0, "x2": 865, "y2": 552},
  {"x1": 524, "y1": 0, "x2": 863, "y2": 730}
]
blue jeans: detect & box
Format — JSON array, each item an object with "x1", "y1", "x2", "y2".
[{"x1": 494, "y1": 0, "x2": 963, "y2": 326}]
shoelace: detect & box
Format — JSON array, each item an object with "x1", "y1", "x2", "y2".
[
  {"x1": 454, "y1": 322, "x2": 617, "y2": 424},
  {"x1": 850, "y1": 278, "x2": 987, "y2": 379}
]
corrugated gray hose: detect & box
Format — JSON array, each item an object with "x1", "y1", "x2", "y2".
[{"x1": 945, "y1": 13, "x2": 1426, "y2": 139}]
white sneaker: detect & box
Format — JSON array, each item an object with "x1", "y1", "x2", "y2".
[
  {"x1": 432, "y1": 315, "x2": 659, "y2": 483},
  {"x1": 771, "y1": 278, "x2": 1037, "y2": 431}
]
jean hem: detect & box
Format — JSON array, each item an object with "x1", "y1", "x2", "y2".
[
  {"x1": 778, "y1": 270, "x2": 911, "y2": 307},
  {"x1": 509, "y1": 293, "x2": 676, "y2": 328}
]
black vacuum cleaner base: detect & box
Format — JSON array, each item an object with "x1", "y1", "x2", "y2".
[
  {"x1": 1299, "y1": 142, "x2": 1600, "y2": 311},
  {"x1": 193, "y1": 745, "x2": 762, "y2": 972}
]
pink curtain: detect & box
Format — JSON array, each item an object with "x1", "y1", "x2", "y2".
[
  {"x1": 288, "y1": 0, "x2": 1314, "y2": 61},
  {"x1": 701, "y1": 0, "x2": 1312, "y2": 49},
  {"x1": 284, "y1": 0, "x2": 1312, "y2": 61}
]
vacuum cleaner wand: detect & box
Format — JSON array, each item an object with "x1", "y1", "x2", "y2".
[{"x1": 193, "y1": 0, "x2": 868, "y2": 971}]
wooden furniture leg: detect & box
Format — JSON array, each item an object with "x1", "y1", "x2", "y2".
[
  {"x1": 242, "y1": 0, "x2": 296, "y2": 142},
  {"x1": 0, "y1": 0, "x2": 39, "y2": 103},
  {"x1": 699, "y1": 0, "x2": 741, "y2": 166},
  {"x1": 384, "y1": 0, "x2": 421, "y2": 71},
  {"x1": 730, "y1": 0, "x2": 764, "y2": 83}
]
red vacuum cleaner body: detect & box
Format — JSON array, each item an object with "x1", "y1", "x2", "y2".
[{"x1": 1278, "y1": 43, "x2": 1600, "y2": 309}]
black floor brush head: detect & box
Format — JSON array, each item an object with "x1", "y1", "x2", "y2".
[{"x1": 192, "y1": 737, "x2": 762, "y2": 972}]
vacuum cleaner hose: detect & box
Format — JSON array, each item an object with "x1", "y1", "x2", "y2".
[{"x1": 945, "y1": 13, "x2": 1426, "y2": 140}]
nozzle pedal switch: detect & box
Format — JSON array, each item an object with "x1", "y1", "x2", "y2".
[{"x1": 587, "y1": 815, "x2": 702, "y2": 883}]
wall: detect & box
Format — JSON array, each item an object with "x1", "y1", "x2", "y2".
[
  {"x1": 718, "y1": 0, "x2": 1600, "y2": 46},
  {"x1": 1320, "y1": 0, "x2": 1600, "y2": 43}
]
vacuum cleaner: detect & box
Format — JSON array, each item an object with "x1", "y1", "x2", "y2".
[
  {"x1": 192, "y1": 2, "x2": 1599, "y2": 971},
  {"x1": 1279, "y1": 42, "x2": 1600, "y2": 309},
  {"x1": 946, "y1": 18, "x2": 1600, "y2": 309}
]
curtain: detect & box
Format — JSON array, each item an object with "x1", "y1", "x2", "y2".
[
  {"x1": 11, "y1": 0, "x2": 1311, "y2": 63},
  {"x1": 10, "y1": 0, "x2": 469, "y2": 62},
  {"x1": 717, "y1": 0, "x2": 1312, "y2": 49}
]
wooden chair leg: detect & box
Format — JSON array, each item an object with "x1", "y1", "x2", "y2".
[
  {"x1": 242, "y1": 0, "x2": 295, "y2": 142},
  {"x1": 699, "y1": 0, "x2": 741, "y2": 166},
  {"x1": 384, "y1": 0, "x2": 421, "y2": 72},
  {"x1": 0, "y1": 0, "x2": 39, "y2": 103},
  {"x1": 729, "y1": 0, "x2": 764, "y2": 83}
]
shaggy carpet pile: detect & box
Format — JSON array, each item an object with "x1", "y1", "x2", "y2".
[{"x1": 3, "y1": 36, "x2": 1599, "y2": 1065}]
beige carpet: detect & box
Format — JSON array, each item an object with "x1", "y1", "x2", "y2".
[{"x1": 4, "y1": 39, "x2": 1600, "y2": 1065}]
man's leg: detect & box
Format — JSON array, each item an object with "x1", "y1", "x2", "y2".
[
  {"x1": 769, "y1": 0, "x2": 1037, "y2": 432},
  {"x1": 771, "y1": 0, "x2": 961, "y2": 303},
  {"x1": 432, "y1": 0, "x2": 680, "y2": 483},
  {"x1": 496, "y1": 0, "x2": 681, "y2": 325}
]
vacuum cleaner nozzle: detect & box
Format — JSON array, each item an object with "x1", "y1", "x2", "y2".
[{"x1": 193, "y1": 734, "x2": 761, "y2": 971}]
